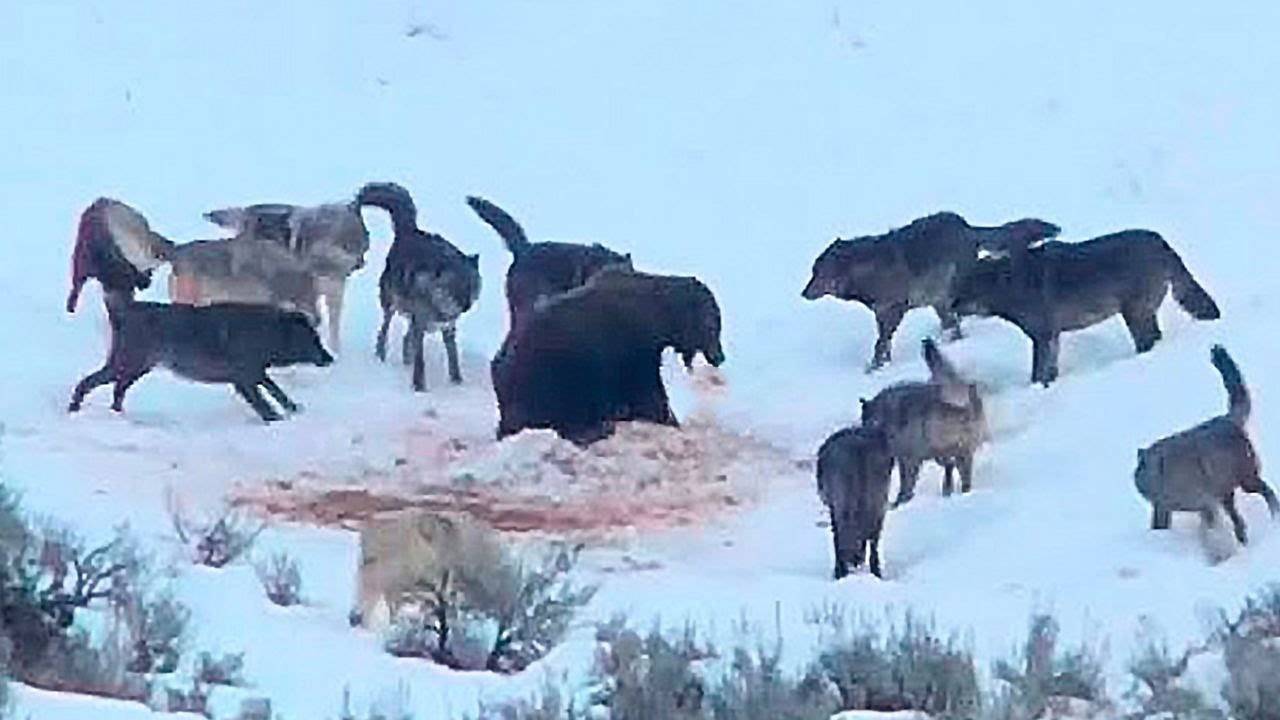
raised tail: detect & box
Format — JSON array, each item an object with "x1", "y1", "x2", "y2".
[
  {"x1": 973, "y1": 217, "x2": 1061, "y2": 255},
  {"x1": 922, "y1": 338, "x2": 974, "y2": 408},
  {"x1": 1163, "y1": 239, "x2": 1221, "y2": 320},
  {"x1": 355, "y1": 182, "x2": 418, "y2": 232},
  {"x1": 1210, "y1": 345, "x2": 1250, "y2": 427},
  {"x1": 465, "y1": 196, "x2": 530, "y2": 258}
]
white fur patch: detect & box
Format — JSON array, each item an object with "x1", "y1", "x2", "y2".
[{"x1": 104, "y1": 202, "x2": 164, "y2": 271}]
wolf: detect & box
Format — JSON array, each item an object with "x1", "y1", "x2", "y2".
[
  {"x1": 801, "y1": 212, "x2": 1061, "y2": 370},
  {"x1": 353, "y1": 510, "x2": 504, "y2": 630},
  {"x1": 1135, "y1": 346, "x2": 1278, "y2": 548},
  {"x1": 816, "y1": 425, "x2": 895, "y2": 579},
  {"x1": 68, "y1": 302, "x2": 333, "y2": 421},
  {"x1": 491, "y1": 266, "x2": 725, "y2": 445},
  {"x1": 66, "y1": 197, "x2": 363, "y2": 334},
  {"x1": 464, "y1": 195, "x2": 632, "y2": 330},
  {"x1": 951, "y1": 230, "x2": 1221, "y2": 385},
  {"x1": 860, "y1": 339, "x2": 988, "y2": 507},
  {"x1": 359, "y1": 183, "x2": 481, "y2": 392},
  {"x1": 66, "y1": 198, "x2": 170, "y2": 312},
  {"x1": 202, "y1": 195, "x2": 372, "y2": 352}
]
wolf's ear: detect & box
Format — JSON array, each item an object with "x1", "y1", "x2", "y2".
[{"x1": 468, "y1": 253, "x2": 480, "y2": 266}]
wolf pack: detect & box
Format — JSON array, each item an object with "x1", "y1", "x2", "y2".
[{"x1": 63, "y1": 187, "x2": 1274, "y2": 579}]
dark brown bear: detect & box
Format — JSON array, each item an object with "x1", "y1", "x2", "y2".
[{"x1": 491, "y1": 267, "x2": 724, "y2": 445}]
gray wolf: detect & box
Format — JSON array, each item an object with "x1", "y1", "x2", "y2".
[
  {"x1": 491, "y1": 266, "x2": 724, "y2": 445},
  {"x1": 465, "y1": 195, "x2": 632, "y2": 330},
  {"x1": 66, "y1": 195, "x2": 371, "y2": 342},
  {"x1": 951, "y1": 229, "x2": 1220, "y2": 385},
  {"x1": 860, "y1": 339, "x2": 988, "y2": 507},
  {"x1": 202, "y1": 194, "x2": 372, "y2": 352},
  {"x1": 1135, "y1": 346, "x2": 1277, "y2": 548},
  {"x1": 816, "y1": 425, "x2": 895, "y2": 579},
  {"x1": 68, "y1": 302, "x2": 333, "y2": 422},
  {"x1": 802, "y1": 212, "x2": 1061, "y2": 370},
  {"x1": 358, "y1": 183, "x2": 481, "y2": 392}
]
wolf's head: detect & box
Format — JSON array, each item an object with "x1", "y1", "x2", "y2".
[
  {"x1": 269, "y1": 311, "x2": 334, "y2": 368},
  {"x1": 950, "y1": 256, "x2": 1014, "y2": 317},
  {"x1": 802, "y1": 237, "x2": 881, "y2": 303}
]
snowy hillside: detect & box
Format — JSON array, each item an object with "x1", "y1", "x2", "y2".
[{"x1": 3, "y1": 0, "x2": 1280, "y2": 717}]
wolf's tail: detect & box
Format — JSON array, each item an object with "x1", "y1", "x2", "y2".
[
  {"x1": 1162, "y1": 238, "x2": 1221, "y2": 320},
  {"x1": 465, "y1": 196, "x2": 530, "y2": 258},
  {"x1": 1211, "y1": 345, "x2": 1250, "y2": 427},
  {"x1": 922, "y1": 338, "x2": 963, "y2": 386},
  {"x1": 974, "y1": 218, "x2": 1061, "y2": 255},
  {"x1": 356, "y1": 182, "x2": 418, "y2": 232}
]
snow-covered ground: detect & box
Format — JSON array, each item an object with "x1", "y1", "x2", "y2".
[{"x1": 3, "y1": 0, "x2": 1280, "y2": 717}]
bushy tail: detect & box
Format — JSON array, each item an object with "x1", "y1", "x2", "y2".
[
  {"x1": 974, "y1": 218, "x2": 1061, "y2": 255},
  {"x1": 922, "y1": 338, "x2": 963, "y2": 386},
  {"x1": 356, "y1": 182, "x2": 418, "y2": 231},
  {"x1": 465, "y1": 196, "x2": 530, "y2": 258},
  {"x1": 1164, "y1": 239, "x2": 1221, "y2": 320},
  {"x1": 1211, "y1": 345, "x2": 1250, "y2": 427}
]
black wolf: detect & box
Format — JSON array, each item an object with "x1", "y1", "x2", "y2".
[
  {"x1": 861, "y1": 339, "x2": 988, "y2": 507},
  {"x1": 465, "y1": 195, "x2": 632, "y2": 330},
  {"x1": 68, "y1": 302, "x2": 333, "y2": 421},
  {"x1": 952, "y1": 230, "x2": 1220, "y2": 385},
  {"x1": 358, "y1": 183, "x2": 482, "y2": 392},
  {"x1": 1135, "y1": 346, "x2": 1278, "y2": 548},
  {"x1": 491, "y1": 267, "x2": 724, "y2": 445},
  {"x1": 802, "y1": 212, "x2": 1060, "y2": 370},
  {"x1": 816, "y1": 425, "x2": 895, "y2": 579}
]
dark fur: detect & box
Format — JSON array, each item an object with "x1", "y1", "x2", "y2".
[
  {"x1": 465, "y1": 196, "x2": 632, "y2": 330},
  {"x1": 68, "y1": 302, "x2": 333, "y2": 422},
  {"x1": 67, "y1": 199, "x2": 167, "y2": 312},
  {"x1": 358, "y1": 183, "x2": 481, "y2": 392},
  {"x1": 860, "y1": 339, "x2": 988, "y2": 507},
  {"x1": 491, "y1": 267, "x2": 724, "y2": 445},
  {"x1": 802, "y1": 212, "x2": 1061, "y2": 370},
  {"x1": 816, "y1": 425, "x2": 895, "y2": 579},
  {"x1": 952, "y1": 230, "x2": 1221, "y2": 385},
  {"x1": 1135, "y1": 346, "x2": 1278, "y2": 547}
]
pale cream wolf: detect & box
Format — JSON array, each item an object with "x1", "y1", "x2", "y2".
[{"x1": 353, "y1": 511, "x2": 505, "y2": 630}]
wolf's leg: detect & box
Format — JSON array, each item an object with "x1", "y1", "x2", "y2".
[
  {"x1": 259, "y1": 376, "x2": 300, "y2": 413},
  {"x1": 893, "y1": 458, "x2": 921, "y2": 507},
  {"x1": 1122, "y1": 305, "x2": 1162, "y2": 354},
  {"x1": 409, "y1": 318, "x2": 427, "y2": 393},
  {"x1": 1240, "y1": 474, "x2": 1280, "y2": 517},
  {"x1": 1031, "y1": 334, "x2": 1060, "y2": 386},
  {"x1": 234, "y1": 383, "x2": 282, "y2": 422},
  {"x1": 1222, "y1": 493, "x2": 1248, "y2": 545},
  {"x1": 867, "y1": 537, "x2": 882, "y2": 579},
  {"x1": 69, "y1": 365, "x2": 115, "y2": 412},
  {"x1": 870, "y1": 304, "x2": 906, "y2": 371},
  {"x1": 110, "y1": 368, "x2": 149, "y2": 412},
  {"x1": 375, "y1": 307, "x2": 393, "y2": 363},
  {"x1": 934, "y1": 303, "x2": 963, "y2": 341},
  {"x1": 941, "y1": 460, "x2": 956, "y2": 497},
  {"x1": 324, "y1": 283, "x2": 344, "y2": 355},
  {"x1": 829, "y1": 508, "x2": 848, "y2": 580},
  {"x1": 958, "y1": 453, "x2": 974, "y2": 493},
  {"x1": 1151, "y1": 505, "x2": 1171, "y2": 530},
  {"x1": 442, "y1": 325, "x2": 462, "y2": 384}
]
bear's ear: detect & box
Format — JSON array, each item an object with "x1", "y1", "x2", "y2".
[{"x1": 468, "y1": 253, "x2": 480, "y2": 265}]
